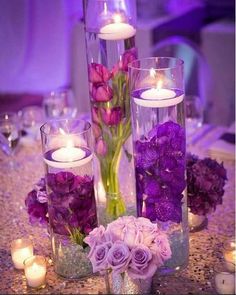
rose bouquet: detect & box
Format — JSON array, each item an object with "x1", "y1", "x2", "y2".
[
  {"x1": 84, "y1": 216, "x2": 171, "y2": 281},
  {"x1": 187, "y1": 153, "x2": 227, "y2": 216},
  {"x1": 89, "y1": 47, "x2": 138, "y2": 220}
]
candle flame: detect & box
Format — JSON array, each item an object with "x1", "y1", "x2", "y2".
[
  {"x1": 113, "y1": 13, "x2": 122, "y2": 23},
  {"x1": 104, "y1": 2, "x2": 107, "y2": 15},
  {"x1": 66, "y1": 139, "x2": 74, "y2": 149},
  {"x1": 156, "y1": 80, "x2": 163, "y2": 90},
  {"x1": 230, "y1": 242, "x2": 236, "y2": 248}
]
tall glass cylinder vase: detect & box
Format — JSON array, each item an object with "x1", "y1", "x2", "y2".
[
  {"x1": 84, "y1": 0, "x2": 137, "y2": 225},
  {"x1": 40, "y1": 119, "x2": 97, "y2": 278},
  {"x1": 129, "y1": 57, "x2": 189, "y2": 274}
]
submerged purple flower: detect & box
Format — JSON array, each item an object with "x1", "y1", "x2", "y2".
[
  {"x1": 101, "y1": 107, "x2": 122, "y2": 126},
  {"x1": 135, "y1": 121, "x2": 186, "y2": 223},
  {"x1": 89, "y1": 62, "x2": 111, "y2": 83},
  {"x1": 46, "y1": 171, "x2": 80, "y2": 194},
  {"x1": 91, "y1": 83, "x2": 113, "y2": 102}
]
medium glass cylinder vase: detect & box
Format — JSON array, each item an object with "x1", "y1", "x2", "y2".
[
  {"x1": 129, "y1": 57, "x2": 189, "y2": 274},
  {"x1": 40, "y1": 119, "x2": 97, "y2": 278},
  {"x1": 84, "y1": 0, "x2": 137, "y2": 225}
]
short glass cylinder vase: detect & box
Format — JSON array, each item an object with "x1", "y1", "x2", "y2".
[
  {"x1": 129, "y1": 57, "x2": 189, "y2": 274},
  {"x1": 84, "y1": 0, "x2": 137, "y2": 224},
  {"x1": 40, "y1": 119, "x2": 97, "y2": 278}
]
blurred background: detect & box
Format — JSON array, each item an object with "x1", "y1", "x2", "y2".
[{"x1": 0, "y1": 0, "x2": 235, "y2": 126}]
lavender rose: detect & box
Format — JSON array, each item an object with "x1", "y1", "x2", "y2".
[
  {"x1": 90, "y1": 241, "x2": 112, "y2": 273},
  {"x1": 107, "y1": 241, "x2": 131, "y2": 273},
  {"x1": 128, "y1": 245, "x2": 157, "y2": 279},
  {"x1": 84, "y1": 225, "x2": 108, "y2": 257},
  {"x1": 91, "y1": 83, "x2": 113, "y2": 102},
  {"x1": 106, "y1": 216, "x2": 142, "y2": 247},
  {"x1": 150, "y1": 232, "x2": 172, "y2": 265},
  {"x1": 89, "y1": 63, "x2": 111, "y2": 83}
]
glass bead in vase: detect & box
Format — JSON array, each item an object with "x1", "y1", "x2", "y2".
[
  {"x1": 84, "y1": 0, "x2": 137, "y2": 225},
  {"x1": 129, "y1": 57, "x2": 189, "y2": 274},
  {"x1": 40, "y1": 119, "x2": 98, "y2": 278}
]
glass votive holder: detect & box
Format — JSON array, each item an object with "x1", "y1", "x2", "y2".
[
  {"x1": 223, "y1": 237, "x2": 236, "y2": 272},
  {"x1": 11, "y1": 238, "x2": 34, "y2": 270},
  {"x1": 213, "y1": 262, "x2": 235, "y2": 294},
  {"x1": 188, "y1": 210, "x2": 207, "y2": 232},
  {"x1": 24, "y1": 255, "x2": 47, "y2": 288}
]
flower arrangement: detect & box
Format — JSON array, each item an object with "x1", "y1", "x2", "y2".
[
  {"x1": 84, "y1": 216, "x2": 171, "y2": 279},
  {"x1": 187, "y1": 153, "x2": 227, "y2": 216},
  {"x1": 25, "y1": 172, "x2": 97, "y2": 246},
  {"x1": 89, "y1": 47, "x2": 138, "y2": 220},
  {"x1": 134, "y1": 121, "x2": 186, "y2": 223}
]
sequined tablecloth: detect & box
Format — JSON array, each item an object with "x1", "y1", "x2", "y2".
[{"x1": 0, "y1": 125, "x2": 235, "y2": 294}]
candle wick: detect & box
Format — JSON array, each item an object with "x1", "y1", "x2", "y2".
[{"x1": 222, "y1": 279, "x2": 225, "y2": 284}]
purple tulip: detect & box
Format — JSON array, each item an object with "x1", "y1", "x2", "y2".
[
  {"x1": 95, "y1": 138, "x2": 107, "y2": 156},
  {"x1": 107, "y1": 241, "x2": 131, "y2": 273},
  {"x1": 101, "y1": 107, "x2": 122, "y2": 126},
  {"x1": 128, "y1": 245, "x2": 157, "y2": 279},
  {"x1": 91, "y1": 83, "x2": 113, "y2": 102},
  {"x1": 89, "y1": 63, "x2": 111, "y2": 83},
  {"x1": 112, "y1": 47, "x2": 138, "y2": 75},
  {"x1": 92, "y1": 123, "x2": 102, "y2": 139}
]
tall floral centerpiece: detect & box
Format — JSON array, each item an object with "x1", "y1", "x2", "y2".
[
  {"x1": 129, "y1": 57, "x2": 189, "y2": 274},
  {"x1": 39, "y1": 119, "x2": 97, "y2": 278},
  {"x1": 84, "y1": 0, "x2": 137, "y2": 224}
]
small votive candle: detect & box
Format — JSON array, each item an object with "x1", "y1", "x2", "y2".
[
  {"x1": 24, "y1": 255, "x2": 47, "y2": 288},
  {"x1": 214, "y1": 262, "x2": 235, "y2": 294},
  {"x1": 11, "y1": 238, "x2": 34, "y2": 269},
  {"x1": 223, "y1": 238, "x2": 236, "y2": 272},
  {"x1": 188, "y1": 210, "x2": 207, "y2": 232}
]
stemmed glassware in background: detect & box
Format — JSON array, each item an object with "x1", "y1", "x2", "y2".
[
  {"x1": 0, "y1": 112, "x2": 21, "y2": 169},
  {"x1": 42, "y1": 88, "x2": 77, "y2": 120},
  {"x1": 18, "y1": 106, "x2": 45, "y2": 141}
]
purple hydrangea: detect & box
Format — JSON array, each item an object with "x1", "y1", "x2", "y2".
[
  {"x1": 187, "y1": 153, "x2": 227, "y2": 215},
  {"x1": 134, "y1": 121, "x2": 186, "y2": 223}
]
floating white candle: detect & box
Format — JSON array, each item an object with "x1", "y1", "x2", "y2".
[
  {"x1": 134, "y1": 88, "x2": 183, "y2": 108},
  {"x1": 98, "y1": 22, "x2": 136, "y2": 40},
  {"x1": 11, "y1": 238, "x2": 33, "y2": 270},
  {"x1": 24, "y1": 257, "x2": 47, "y2": 288}
]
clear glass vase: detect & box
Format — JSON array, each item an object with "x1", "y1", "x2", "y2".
[
  {"x1": 40, "y1": 119, "x2": 97, "y2": 278},
  {"x1": 84, "y1": 0, "x2": 137, "y2": 224},
  {"x1": 129, "y1": 57, "x2": 189, "y2": 274}
]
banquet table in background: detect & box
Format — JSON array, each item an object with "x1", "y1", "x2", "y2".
[{"x1": 0, "y1": 124, "x2": 235, "y2": 294}]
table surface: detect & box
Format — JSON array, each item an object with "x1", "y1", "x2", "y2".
[{"x1": 0, "y1": 124, "x2": 235, "y2": 294}]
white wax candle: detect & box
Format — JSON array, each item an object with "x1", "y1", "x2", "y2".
[
  {"x1": 44, "y1": 147, "x2": 92, "y2": 169},
  {"x1": 52, "y1": 146, "x2": 85, "y2": 162},
  {"x1": 135, "y1": 88, "x2": 183, "y2": 108},
  {"x1": 11, "y1": 239, "x2": 33, "y2": 269},
  {"x1": 224, "y1": 250, "x2": 236, "y2": 272},
  {"x1": 98, "y1": 23, "x2": 136, "y2": 40},
  {"x1": 25, "y1": 262, "x2": 46, "y2": 288},
  {"x1": 215, "y1": 272, "x2": 235, "y2": 294},
  {"x1": 188, "y1": 212, "x2": 206, "y2": 230}
]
